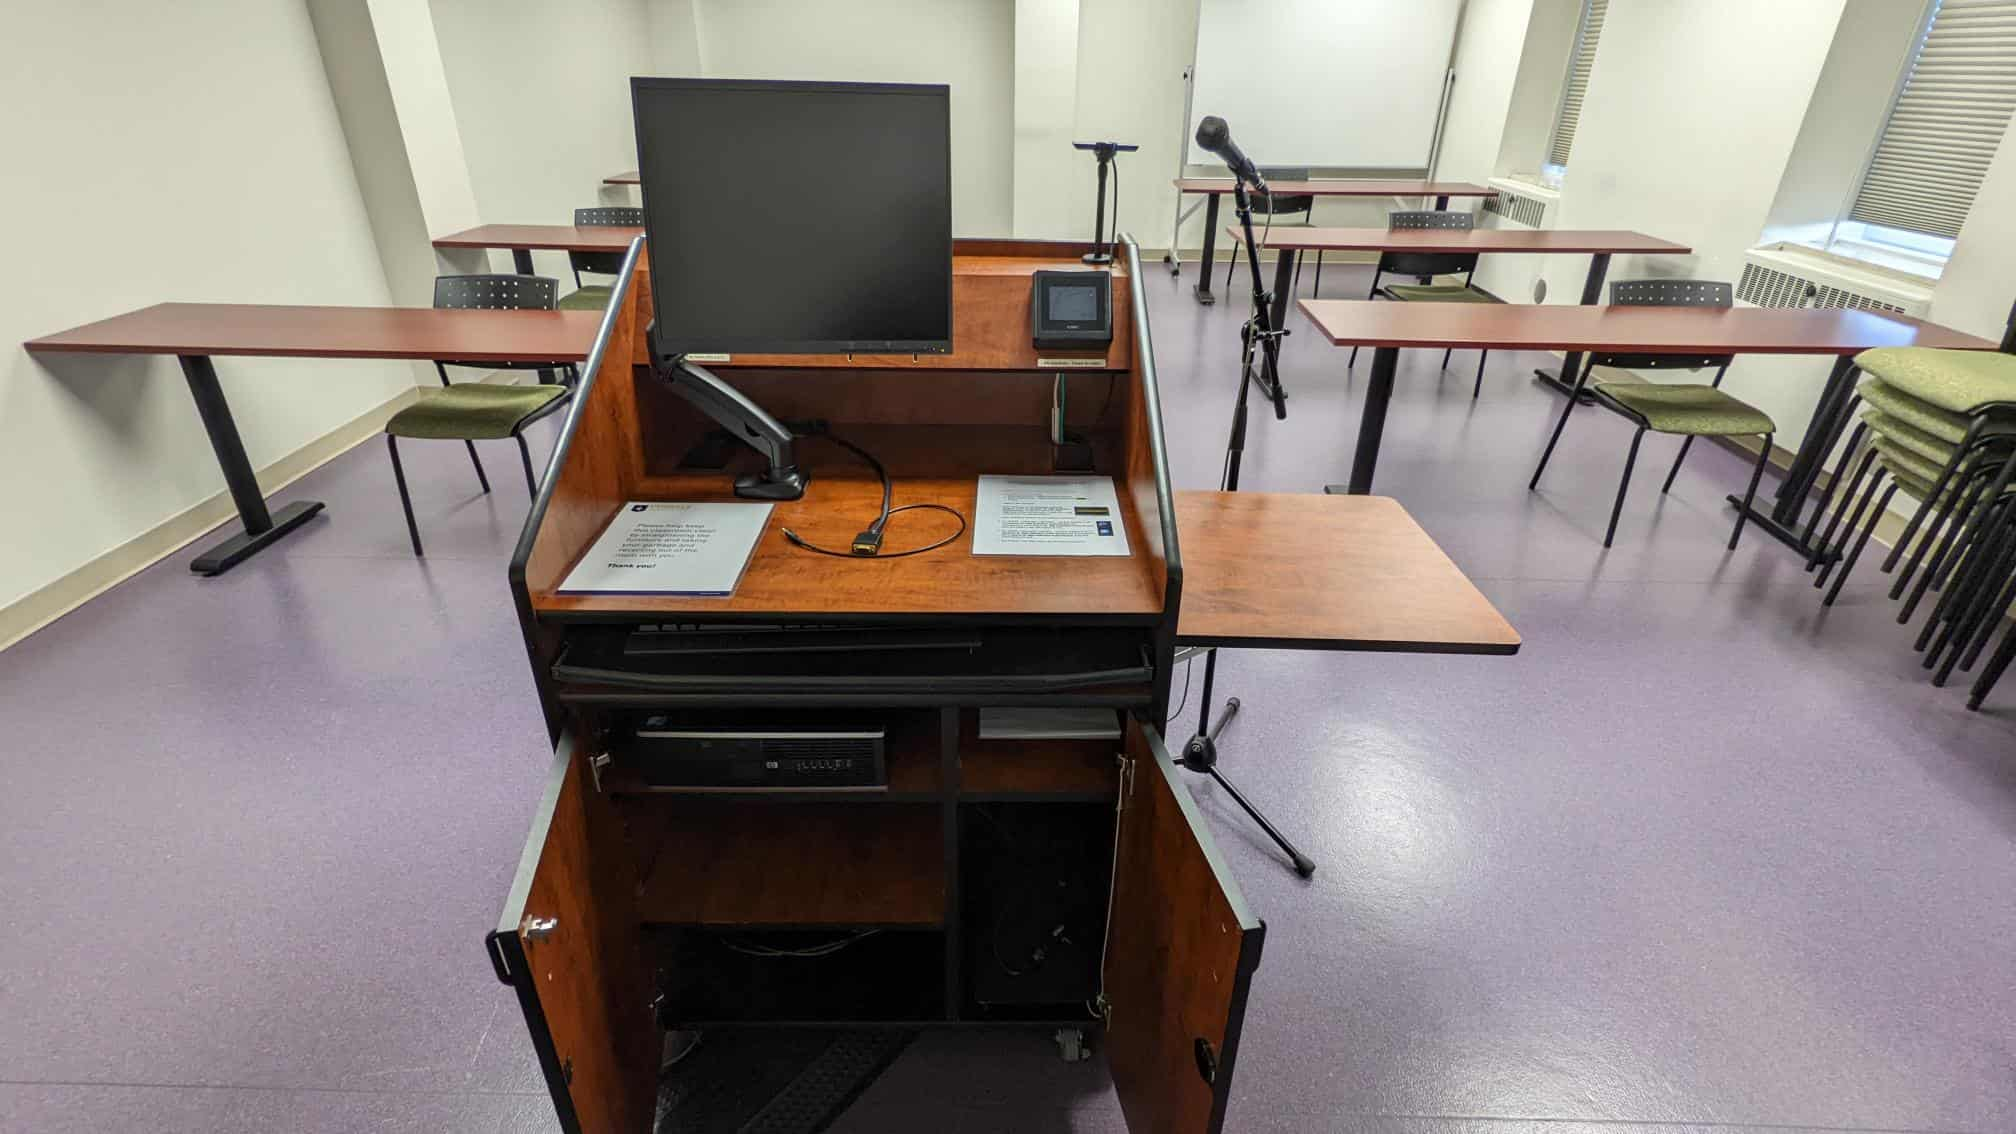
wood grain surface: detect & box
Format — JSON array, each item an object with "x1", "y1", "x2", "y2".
[
  {"x1": 433, "y1": 224, "x2": 642, "y2": 253},
  {"x1": 630, "y1": 801, "x2": 944, "y2": 926},
  {"x1": 1295, "y1": 299, "x2": 2001, "y2": 355},
  {"x1": 1104, "y1": 718, "x2": 1260, "y2": 1134},
  {"x1": 1173, "y1": 491, "x2": 1520, "y2": 653},
  {"x1": 24, "y1": 303, "x2": 598, "y2": 362},
  {"x1": 1172, "y1": 177, "x2": 1496, "y2": 197},
  {"x1": 508, "y1": 742, "x2": 659, "y2": 1134},
  {"x1": 532, "y1": 444, "x2": 1165, "y2": 619},
  {"x1": 719, "y1": 250, "x2": 1131, "y2": 371},
  {"x1": 1231, "y1": 226, "x2": 1690, "y2": 255}
]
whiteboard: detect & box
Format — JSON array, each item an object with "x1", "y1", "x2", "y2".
[{"x1": 1186, "y1": 0, "x2": 1464, "y2": 171}]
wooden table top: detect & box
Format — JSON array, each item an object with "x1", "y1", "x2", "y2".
[
  {"x1": 1174, "y1": 177, "x2": 1495, "y2": 197},
  {"x1": 605, "y1": 170, "x2": 640, "y2": 185},
  {"x1": 24, "y1": 303, "x2": 601, "y2": 362},
  {"x1": 1230, "y1": 226, "x2": 1690, "y2": 255},
  {"x1": 1295, "y1": 300, "x2": 2000, "y2": 356},
  {"x1": 433, "y1": 224, "x2": 641, "y2": 253},
  {"x1": 1174, "y1": 491, "x2": 1520, "y2": 654}
]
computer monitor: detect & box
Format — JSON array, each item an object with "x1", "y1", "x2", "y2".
[{"x1": 632, "y1": 77, "x2": 954, "y2": 357}]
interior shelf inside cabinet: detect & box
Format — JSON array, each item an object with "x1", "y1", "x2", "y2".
[
  {"x1": 655, "y1": 928, "x2": 945, "y2": 1025},
  {"x1": 624, "y1": 800, "x2": 945, "y2": 928},
  {"x1": 958, "y1": 708, "x2": 1122, "y2": 800},
  {"x1": 601, "y1": 709, "x2": 943, "y2": 800}
]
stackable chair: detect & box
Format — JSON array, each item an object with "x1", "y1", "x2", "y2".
[
  {"x1": 1528, "y1": 280, "x2": 1775, "y2": 548},
  {"x1": 1347, "y1": 211, "x2": 1502, "y2": 396},
  {"x1": 1224, "y1": 167, "x2": 1318, "y2": 293},
  {"x1": 382, "y1": 275, "x2": 577, "y2": 557},
  {"x1": 559, "y1": 206, "x2": 644, "y2": 311},
  {"x1": 1798, "y1": 346, "x2": 2016, "y2": 706}
]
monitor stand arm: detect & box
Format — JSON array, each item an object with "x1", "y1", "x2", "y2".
[{"x1": 659, "y1": 356, "x2": 809, "y2": 500}]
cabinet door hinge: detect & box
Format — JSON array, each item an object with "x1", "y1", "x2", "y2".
[{"x1": 589, "y1": 751, "x2": 612, "y2": 793}]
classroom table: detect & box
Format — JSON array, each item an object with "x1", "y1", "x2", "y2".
[
  {"x1": 24, "y1": 303, "x2": 600, "y2": 575},
  {"x1": 1231, "y1": 225, "x2": 1691, "y2": 397},
  {"x1": 1294, "y1": 299, "x2": 1999, "y2": 555},
  {"x1": 1172, "y1": 177, "x2": 1496, "y2": 304},
  {"x1": 605, "y1": 170, "x2": 640, "y2": 186},
  {"x1": 433, "y1": 224, "x2": 642, "y2": 274}
]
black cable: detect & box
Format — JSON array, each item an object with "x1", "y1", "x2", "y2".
[{"x1": 780, "y1": 431, "x2": 968, "y2": 558}]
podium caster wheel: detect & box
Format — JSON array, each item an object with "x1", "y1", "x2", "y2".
[{"x1": 1054, "y1": 1027, "x2": 1090, "y2": 1063}]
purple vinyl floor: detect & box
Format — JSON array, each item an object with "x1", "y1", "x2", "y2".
[{"x1": 3, "y1": 261, "x2": 2013, "y2": 1134}]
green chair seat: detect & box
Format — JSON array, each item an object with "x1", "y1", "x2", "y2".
[
  {"x1": 1882, "y1": 464, "x2": 1940, "y2": 504},
  {"x1": 1871, "y1": 437, "x2": 1946, "y2": 486},
  {"x1": 1592, "y1": 381, "x2": 1775, "y2": 436},
  {"x1": 1858, "y1": 377, "x2": 1972, "y2": 444},
  {"x1": 559, "y1": 285, "x2": 612, "y2": 312},
  {"x1": 1381, "y1": 283, "x2": 1500, "y2": 304},
  {"x1": 1860, "y1": 408, "x2": 1956, "y2": 466},
  {"x1": 1855, "y1": 347, "x2": 2016, "y2": 415},
  {"x1": 387, "y1": 383, "x2": 567, "y2": 440}
]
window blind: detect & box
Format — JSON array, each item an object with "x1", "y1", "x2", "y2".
[
  {"x1": 1547, "y1": 0, "x2": 1608, "y2": 168},
  {"x1": 1849, "y1": 0, "x2": 2016, "y2": 239}
]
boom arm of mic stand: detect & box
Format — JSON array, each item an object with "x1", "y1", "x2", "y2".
[{"x1": 1231, "y1": 179, "x2": 1289, "y2": 420}]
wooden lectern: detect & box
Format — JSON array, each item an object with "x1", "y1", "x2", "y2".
[{"x1": 488, "y1": 235, "x2": 1516, "y2": 1134}]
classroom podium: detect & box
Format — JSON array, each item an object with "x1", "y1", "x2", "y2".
[{"x1": 490, "y1": 236, "x2": 1517, "y2": 1134}]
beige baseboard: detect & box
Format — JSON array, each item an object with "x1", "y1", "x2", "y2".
[{"x1": 0, "y1": 385, "x2": 429, "y2": 652}]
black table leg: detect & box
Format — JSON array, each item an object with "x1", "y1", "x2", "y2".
[
  {"x1": 1726, "y1": 353, "x2": 1859, "y2": 557},
  {"x1": 1331, "y1": 346, "x2": 1399, "y2": 495},
  {"x1": 180, "y1": 355, "x2": 324, "y2": 575},
  {"x1": 1535, "y1": 252, "x2": 1610, "y2": 402},
  {"x1": 1194, "y1": 193, "x2": 1221, "y2": 305},
  {"x1": 1268, "y1": 248, "x2": 1297, "y2": 335}
]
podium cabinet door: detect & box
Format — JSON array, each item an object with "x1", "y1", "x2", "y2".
[
  {"x1": 487, "y1": 734, "x2": 658, "y2": 1134},
  {"x1": 1104, "y1": 718, "x2": 1267, "y2": 1134}
]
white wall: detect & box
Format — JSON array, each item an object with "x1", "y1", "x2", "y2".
[
  {"x1": 1435, "y1": 0, "x2": 1536, "y2": 187},
  {"x1": 1538, "y1": 0, "x2": 1853, "y2": 444},
  {"x1": 1930, "y1": 123, "x2": 2016, "y2": 343},
  {"x1": 1014, "y1": 0, "x2": 1087, "y2": 239},
  {"x1": 430, "y1": 0, "x2": 658, "y2": 281},
  {"x1": 0, "y1": 0, "x2": 417, "y2": 609},
  {"x1": 1493, "y1": 0, "x2": 1580, "y2": 181},
  {"x1": 1761, "y1": 0, "x2": 1928, "y2": 247},
  {"x1": 1076, "y1": 0, "x2": 1202, "y2": 250},
  {"x1": 690, "y1": 0, "x2": 1016, "y2": 237}
]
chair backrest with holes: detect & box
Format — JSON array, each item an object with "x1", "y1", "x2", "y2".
[
  {"x1": 1251, "y1": 167, "x2": 1313, "y2": 217},
  {"x1": 1592, "y1": 279, "x2": 1737, "y2": 371},
  {"x1": 571, "y1": 207, "x2": 644, "y2": 277},
  {"x1": 1378, "y1": 209, "x2": 1479, "y2": 278},
  {"x1": 432, "y1": 274, "x2": 560, "y2": 375}
]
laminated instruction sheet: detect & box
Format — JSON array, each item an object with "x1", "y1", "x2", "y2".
[
  {"x1": 971, "y1": 475, "x2": 1132, "y2": 557},
  {"x1": 559, "y1": 501, "x2": 773, "y2": 595}
]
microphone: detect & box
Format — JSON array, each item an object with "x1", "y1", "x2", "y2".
[{"x1": 1194, "y1": 116, "x2": 1267, "y2": 194}]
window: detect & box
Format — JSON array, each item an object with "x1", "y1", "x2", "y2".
[
  {"x1": 1546, "y1": 0, "x2": 1608, "y2": 171},
  {"x1": 1835, "y1": 0, "x2": 2016, "y2": 267}
]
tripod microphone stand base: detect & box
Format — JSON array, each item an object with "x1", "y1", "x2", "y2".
[{"x1": 1179, "y1": 690, "x2": 1318, "y2": 878}]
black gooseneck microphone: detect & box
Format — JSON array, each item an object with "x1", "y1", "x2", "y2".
[{"x1": 1194, "y1": 116, "x2": 1268, "y2": 194}]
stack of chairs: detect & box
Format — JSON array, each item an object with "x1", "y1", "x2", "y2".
[{"x1": 1801, "y1": 347, "x2": 2016, "y2": 709}]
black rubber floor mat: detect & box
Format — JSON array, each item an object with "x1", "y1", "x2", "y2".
[{"x1": 655, "y1": 1030, "x2": 916, "y2": 1134}]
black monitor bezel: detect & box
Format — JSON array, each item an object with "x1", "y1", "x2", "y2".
[{"x1": 630, "y1": 76, "x2": 955, "y2": 360}]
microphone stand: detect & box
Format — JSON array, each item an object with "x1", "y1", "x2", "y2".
[{"x1": 1178, "y1": 178, "x2": 1315, "y2": 878}]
